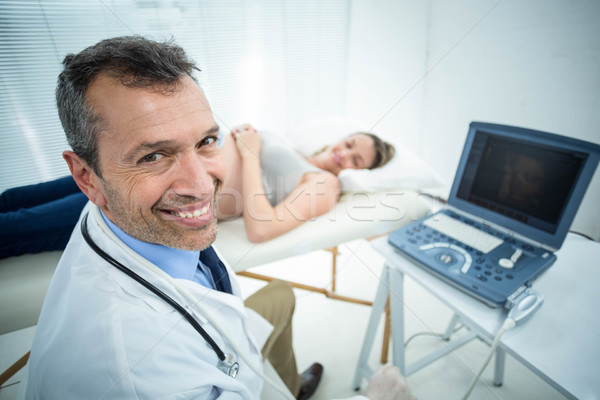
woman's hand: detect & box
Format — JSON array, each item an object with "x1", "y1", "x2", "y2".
[{"x1": 231, "y1": 124, "x2": 261, "y2": 160}]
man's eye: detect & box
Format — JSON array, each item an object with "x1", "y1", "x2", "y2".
[
  {"x1": 200, "y1": 136, "x2": 218, "y2": 147},
  {"x1": 140, "y1": 153, "x2": 163, "y2": 163}
]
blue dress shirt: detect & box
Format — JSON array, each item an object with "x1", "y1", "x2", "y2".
[{"x1": 100, "y1": 211, "x2": 215, "y2": 289}]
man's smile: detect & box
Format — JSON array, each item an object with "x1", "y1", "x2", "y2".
[{"x1": 158, "y1": 201, "x2": 213, "y2": 222}]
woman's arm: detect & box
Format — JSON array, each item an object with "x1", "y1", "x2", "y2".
[{"x1": 233, "y1": 126, "x2": 341, "y2": 243}]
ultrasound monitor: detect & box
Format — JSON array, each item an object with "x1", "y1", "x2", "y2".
[
  {"x1": 448, "y1": 122, "x2": 600, "y2": 251},
  {"x1": 388, "y1": 121, "x2": 600, "y2": 307}
]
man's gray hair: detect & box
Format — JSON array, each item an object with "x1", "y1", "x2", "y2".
[{"x1": 56, "y1": 35, "x2": 200, "y2": 176}]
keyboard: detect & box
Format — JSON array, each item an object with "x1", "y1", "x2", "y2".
[
  {"x1": 388, "y1": 210, "x2": 556, "y2": 307},
  {"x1": 423, "y1": 213, "x2": 503, "y2": 254}
]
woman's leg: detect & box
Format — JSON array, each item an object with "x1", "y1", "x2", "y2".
[
  {"x1": 0, "y1": 190, "x2": 88, "y2": 259},
  {"x1": 0, "y1": 175, "x2": 80, "y2": 212}
]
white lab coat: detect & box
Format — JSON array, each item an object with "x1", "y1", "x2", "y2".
[{"x1": 19, "y1": 204, "x2": 275, "y2": 399}]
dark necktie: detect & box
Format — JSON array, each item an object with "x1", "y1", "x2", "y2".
[{"x1": 199, "y1": 246, "x2": 232, "y2": 294}]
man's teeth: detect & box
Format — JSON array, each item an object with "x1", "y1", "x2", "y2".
[{"x1": 176, "y1": 206, "x2": 208, "y2": 218}]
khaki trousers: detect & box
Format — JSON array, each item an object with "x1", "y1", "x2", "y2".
[{"x1": 244, "y1": 280, "x2": 301, "y2": 396}]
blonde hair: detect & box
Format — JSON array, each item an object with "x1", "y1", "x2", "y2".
[{"x1": 360, "y1": 132, "x2": 395, "y2": 169}]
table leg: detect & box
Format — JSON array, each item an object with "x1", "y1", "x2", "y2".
[
  {"x1": 442, "y1": 313, "x2": 461, "y2": 340},
  {"x1": 352, "y1": 264, "x2": 391, "y2": 390},
  {"x1": 389, "y1": 264, "x2": 406, "y2": 374},
  {"x1": 493, "y1": 347, "x2": 506, "y2": 387},
  {"x1": 380, "y1": 297, "x2": 391, "y2": 363}
]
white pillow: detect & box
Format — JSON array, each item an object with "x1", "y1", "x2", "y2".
[{"x1": 286, "y1": 116, "x2": 444, "y2": 192}]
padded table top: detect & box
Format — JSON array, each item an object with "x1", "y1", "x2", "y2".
[{"x1": 215, "y1": 190, "x2": 432, "y2": 271}]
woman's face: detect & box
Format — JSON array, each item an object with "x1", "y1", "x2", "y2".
[{"x1": 314, "y1": 134, "x2": 377, "y2": 175}]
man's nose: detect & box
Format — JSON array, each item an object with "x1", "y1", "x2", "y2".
[{"x1": 170, "y1": 152, "x2": 215, "y2": 197}]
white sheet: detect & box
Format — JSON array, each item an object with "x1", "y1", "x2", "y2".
[{"x1": 215, "y1": 189, "x2": 432, "y2": 271}]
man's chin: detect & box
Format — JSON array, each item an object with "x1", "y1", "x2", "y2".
[{"x1": 176, "y1": 223, "x2": 218, "y2": 252}]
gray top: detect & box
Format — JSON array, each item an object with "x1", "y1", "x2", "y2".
[{"x1": 260, "y1": 131, "x2": 323, "y2": 206}]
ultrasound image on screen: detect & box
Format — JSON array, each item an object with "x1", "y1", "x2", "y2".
[{"x1": 466, "y1": 135, "x2": 584, "y2": 228}]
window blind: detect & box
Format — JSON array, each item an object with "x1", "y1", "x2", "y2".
[{"x1": 0, "y1": 0, "x2": 350, "y2": 192}]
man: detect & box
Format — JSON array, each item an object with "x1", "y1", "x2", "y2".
[{"x1": 20, "y1": 36, "x2": 415, "y2": 400}]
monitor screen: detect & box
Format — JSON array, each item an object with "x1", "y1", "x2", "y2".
[
  {"x1": 449, "y1": 122, "x2": 600, "y2": 250},
  {"x1": 456, "y1": 131, "x2": 586, "y2": 234}
]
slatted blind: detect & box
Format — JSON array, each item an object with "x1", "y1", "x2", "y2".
[{"x1": 0, "y1": 0, "x2": 349, "y2": 192}]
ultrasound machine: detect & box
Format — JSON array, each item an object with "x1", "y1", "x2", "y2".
[{"x1": 388, "y1": 122, "x2": 600, "y2": 308}]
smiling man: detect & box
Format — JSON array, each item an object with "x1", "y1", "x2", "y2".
[
  {"x1": 69, "y1": 72, "x2": 224, "y2": 251},
  {"x1": 20, "y1": 36, "x2": 414, "y2": 400}
]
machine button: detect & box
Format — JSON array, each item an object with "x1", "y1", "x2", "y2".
[{"x1": 439, "y1": 253, "x2": 454, "y2": 264}]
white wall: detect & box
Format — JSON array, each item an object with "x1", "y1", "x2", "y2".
[
  {"x1": 346, "y1": 0, "x2": 429, "y2": 149},
  {"x1": 347, "y1": 0, "x2": 600, "y2": 240},
  {"x1": 421, "y1": 0, "x2": 600, "y2": 239}
]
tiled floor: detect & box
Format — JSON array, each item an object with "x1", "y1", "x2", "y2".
[{"x1": 1, "y1": 238, "x2": 567, "y2": 399}]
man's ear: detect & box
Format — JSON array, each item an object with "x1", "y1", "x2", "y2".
[{"x1": 63, "y1": 151, "x2": 107, "y2": 207}]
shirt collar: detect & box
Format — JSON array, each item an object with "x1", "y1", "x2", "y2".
[{"x1": 100, "y1": 211, "x2": 200, "y2": 281}]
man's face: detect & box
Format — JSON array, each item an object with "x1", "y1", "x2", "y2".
[{"x1": 87, "y1": 75, "x2": 225, "y2": 251}]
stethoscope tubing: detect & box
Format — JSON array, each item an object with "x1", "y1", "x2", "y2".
[
  {"x1": 80, "y1": 213, "x2": 227, "y2": 362},
  {"x1": 80, "y1": 211, "x2": 296, "y2": 398}
]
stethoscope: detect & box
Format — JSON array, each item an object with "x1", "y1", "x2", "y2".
[{"x1": 80, "y1": 213, "x2": 240, "y2": 378}]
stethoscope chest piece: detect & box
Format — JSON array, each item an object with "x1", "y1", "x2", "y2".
[{"x1": 217, "y1": 353, "x2": 239, "y2": 378}]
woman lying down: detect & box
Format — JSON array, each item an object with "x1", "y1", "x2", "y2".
[
  {"x1": 218, "y1": 124, "x2": 395, "y2": 242},
  {"x1": 0, "y1": 125, "x2": 394, "y2": 258}
]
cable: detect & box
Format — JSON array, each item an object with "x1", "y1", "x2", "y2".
[
  {"x1": 405, "y1": 332, "x2": 446, "y2": 347},
  {"x1": 417, "y1": 191, "x2": 448, "y2": 204},
  {"x1": 461, "y1": 289, "x2": 543, "y2": 400},
  {"x1": 568, "y1": 230, "x2": 596, "y2": 241},
  {"x1": 461, "y1": 318, "x2": 515, "y2": 400},
  {"x1": 404, "y1": 324, "x2": 464, "y2": 348}
]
